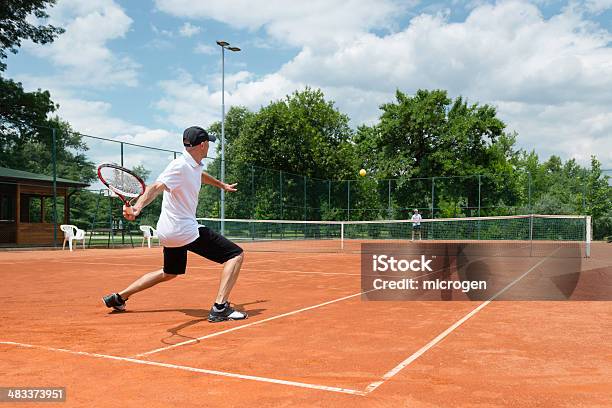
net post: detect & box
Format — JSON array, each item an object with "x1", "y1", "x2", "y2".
[
  {"x1": 341, "y1": 222, "x2": 344, "y2": 250},
  {"x1": 586, "y1": 215, "x2": 591, "y2": 258}
]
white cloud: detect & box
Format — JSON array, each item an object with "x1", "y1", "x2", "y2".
[
  {"x1": 145, "y1": 38, "x2": 175, "y2": 50},
  {"x1": 12, "y1": 71, "x2": 184, "y2": 182},
  {"x1": 584, "y1": 0, "x2": 612, "y2": 13},
  {"x1": 155, "y1": 0, "x2": 413, "y2": 48},
  {"x1": 495, "y1": 101, "x2": 612, "y2": 165},
  {"x1": 155, "y1": 0, "x2": 612, "y2": 166},
  {"x1": 24, "y1": 0, "x2": 139, "y2": 87},
  {"x1": 151, "y1": 23, "x2": 174, "y2": 37},
  {"x1": 155, "y1": 70, "x2": 297, "y2": 128},
  {"x1": 279, "y1": 2, "x2": 612, "y2": 104},
  {"x1": 179, "y1": 22, "x2": 202, "y2": 37},
  {"x1": 57, "y1": 94, "x2": 185, "y2": 179}
]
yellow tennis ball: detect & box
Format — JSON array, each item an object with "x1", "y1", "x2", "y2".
[{"x1": 359, "y1": 169, "x2": 366, "y2": 177}]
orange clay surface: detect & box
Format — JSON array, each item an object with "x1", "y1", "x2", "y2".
[{"x1": 0, "y1": 243, "x2": 611, "y2": 407}]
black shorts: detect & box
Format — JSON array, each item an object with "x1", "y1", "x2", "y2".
[
  {"x1": 412, "y1": 224, "x2": 421, "y2": 230},
  {"x1": 163, "y1": 226, "x2": 243, "y2": 275}
]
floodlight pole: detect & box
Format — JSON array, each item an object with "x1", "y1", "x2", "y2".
[{"x1": 217, "y1": 40, "x2": 241, "y2": 235}]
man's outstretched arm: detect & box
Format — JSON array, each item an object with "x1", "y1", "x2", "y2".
[{"x1": 201, "y1": 172, "x2": 238, "y2": 192}]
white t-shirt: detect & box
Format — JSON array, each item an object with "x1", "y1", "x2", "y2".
[
  {"x1": 411, "y1": 213, "x2": 422, "y2": 225},
  {"x1": 155, "y1": 150, "x2": 203, "y2": 247}
]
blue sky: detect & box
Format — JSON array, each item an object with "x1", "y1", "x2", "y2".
[{"x1": 5, "y1": 0, "x2": 612, "y2": 179}]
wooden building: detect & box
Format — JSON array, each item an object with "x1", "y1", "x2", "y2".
[{"x1": 0, "y1": 167, "x2": 89, "y2": 246}]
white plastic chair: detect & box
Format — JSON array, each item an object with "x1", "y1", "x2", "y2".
[
  {"x1": 60, "y1": 225, "x2": 86, "y2": 251},
  {"x1": 139, "y1": 225, "x2": 159, "y2": 248}
]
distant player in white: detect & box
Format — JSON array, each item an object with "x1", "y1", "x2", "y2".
[
  {"x1": 411, "y1": 209, "x2": 422, "y2": 241},
  {"x1": 102, "y1": 126, "x2": 247, "y2": 322}
]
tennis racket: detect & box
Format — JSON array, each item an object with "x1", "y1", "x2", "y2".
[{"x1": 97, "y1": 163, "x2": 146, "y2": 207}]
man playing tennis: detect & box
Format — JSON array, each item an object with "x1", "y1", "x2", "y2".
[{"x1": 102, "y1": 126, "x2": 247, "y2": 322}]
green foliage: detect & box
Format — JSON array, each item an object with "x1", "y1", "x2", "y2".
[
  {"x1": 197, "y1": 106, "x2": 252, "y2": 219},
  {"x1": 200, "y1": 89, "x2": 357, "y2": 220},
  {"x1": 0, "y1": 0, "x2": 65, "y2": 71},
  {"x1": 585, "y1": 157, "x2": 610, "y2": 219},
  {"x1": 356, "y1": 89, "x2": 518, "y2": 217},
  {"x1": 521, "y1": 154, "x2": 587, "y2": 214},
  {"x1": 233, "y1": 88, "x2": 355, "y2": 179},
  {"x1": 0, "y1": 5, "x2": 99, "y2": 235},
  {"x1": 0, "y1": 77, "x2": 57, "y2": 130},
  {"x1": 0, "y1": 2, "x2": 608, "y2": 240},
  {"x1": 0, "y1": 1, "x2": 91, "y2": 183},
  {"x1": 193, "y1": 87, "x2": 609, "y2": 239},
  {"x1": 0, "y1": 109, "x2": 96, "y2": 183},
  {"x1": 584, "y1": 157, "x2": 612, "y2": 239},
  {"x1": 131, "y1": 164, "x2": 151, "y2": 183}
]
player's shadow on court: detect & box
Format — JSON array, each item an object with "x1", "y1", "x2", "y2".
[{"x1": 112, "y1": 300, "x2": 268, "y2": 345}]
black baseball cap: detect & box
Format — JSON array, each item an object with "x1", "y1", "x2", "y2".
[{"x1": 183, "y1": 126, "x2": 216, "y2": 147}]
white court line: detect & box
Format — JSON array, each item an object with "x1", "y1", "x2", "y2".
[
  {"x1": 134, "y1": 289, "x2": 378, "y2": 358},
  {"x1": 364, "y1": 254, "x2": 554, "y2": 394},
  {"x1": 0, "y1": 341, "x2": 364, "y2": 396}
]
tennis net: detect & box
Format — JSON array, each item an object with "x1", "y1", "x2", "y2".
[{"x1": 196, "y1": 214, "x2": 591, "y2": 256}]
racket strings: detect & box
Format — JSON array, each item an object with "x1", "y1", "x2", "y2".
[{"x1": 101, "y1": 167, "x2": 143, "y2": 197}]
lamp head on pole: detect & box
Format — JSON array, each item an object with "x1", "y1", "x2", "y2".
[{"x1": 216, "y1": 40, "x2": 229, "y2": 47}]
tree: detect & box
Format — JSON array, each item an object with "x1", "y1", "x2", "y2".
[
  {"x1": 202, "y1": 89, "x2": 357, "y2": 220},
  {"x1": 1, "y1": 1, "x2": 94, "y2": 183},
  {"x1": 0, "y1": 112, "x2": 96, "y2": 183},
  {"x1": 0, "y1": 0, "x2": 64, "y2": 71},
  {"x1": 524, "y1": 155, "x2": 588, "y2": 215},
  {"x1": 131, "y1": 164, "x2": 151, "y2": 183},
  {"x1": 233, "y1": 88, "x2": 355, "y2": 179},
  {"x1": 356, "y1": 89, "x2": 517, "y2": 217},
  {"x1": 585, "y1": 157, "x2": 611, "y2": 239},
  {"x1": 195, "y1": 106, "x2": 254, "y2": 219},
  {"x1": 585, "y1": 157, "x2": 610, "y2": 218}
]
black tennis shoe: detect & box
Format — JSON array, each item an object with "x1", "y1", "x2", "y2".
[
  {"x1": 208, "y1": 301, "x2": 247, "y2": 322},
  {"x1": 103, "y1": 293, "x2": 126, "y2": 311}
]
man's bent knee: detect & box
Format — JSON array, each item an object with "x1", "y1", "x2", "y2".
[
  {"x1": 161, "y1": 272, "x2": 178, "y2": 281},
  {"x1": 228, "y1": 251, "x2": 244, "y2": 264}
]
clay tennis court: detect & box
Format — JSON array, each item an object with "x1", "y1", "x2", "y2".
[{"x1": 1, "y1": 242, "x2": 611, "y2": 407}]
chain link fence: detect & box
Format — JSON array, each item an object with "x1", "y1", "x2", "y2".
[{"x1": 0, "y1": 125, "x2": 609, "y2": 246}]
